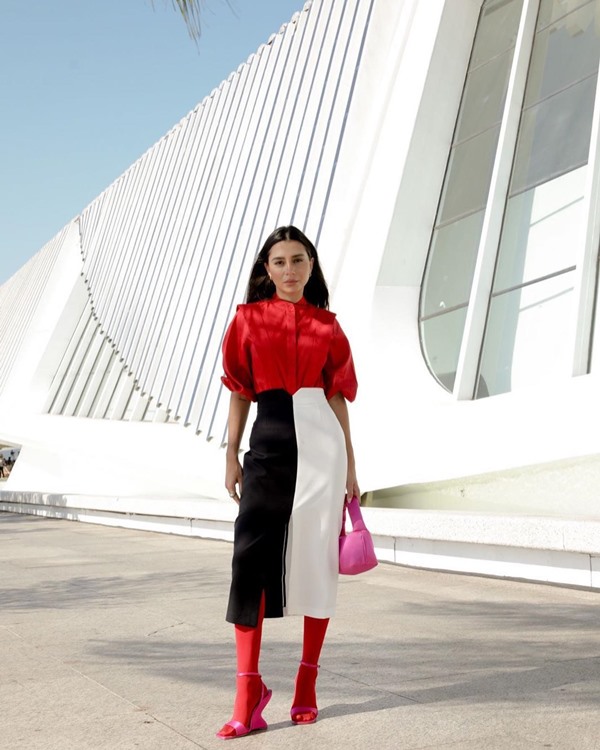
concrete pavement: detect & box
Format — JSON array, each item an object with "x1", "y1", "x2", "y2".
[{"x1": 1, "y1": 512, "x2": 600, "y2": 750}]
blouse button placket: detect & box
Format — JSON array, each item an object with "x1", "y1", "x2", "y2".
[{"x1": 287, "y1": 302, "x2": 297, "y2": 393}]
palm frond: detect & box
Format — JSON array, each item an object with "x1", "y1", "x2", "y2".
[
  {"x1": 150, "y1": 0, "x2": 235, "y2": 44},
  {"x1": 171, "y1": 0, "x2": 204, "y2": 41}
]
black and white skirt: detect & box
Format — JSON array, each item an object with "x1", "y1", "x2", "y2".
[{"x1": 226, "y1": 388, "x2": 347, "y2": 627}]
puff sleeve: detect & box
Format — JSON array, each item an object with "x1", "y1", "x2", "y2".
[
  {"x1": 221, "y1": 307, "x2": 256, "y2": 402},
  {"x1": 322, "y1": 319, "x2": 358, "y2": 402}
]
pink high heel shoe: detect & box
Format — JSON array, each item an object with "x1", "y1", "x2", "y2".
[
  {"x1": 290, "y1": 661, "x2": 319, "y2": 724},
  {"x1": 216, "y1": 672, "x2": 272, "y2": 740}
]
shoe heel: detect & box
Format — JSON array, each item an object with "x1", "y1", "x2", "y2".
[{"x1": 249, "y1": 687, "x2": 272, "y2": 731}]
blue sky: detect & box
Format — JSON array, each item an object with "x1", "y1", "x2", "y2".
[{"x1": 0, "y1": 0, "x2": 303, "y2": 284}]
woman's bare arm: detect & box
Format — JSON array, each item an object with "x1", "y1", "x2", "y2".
[
  {"x1": 225, "y1": 392, "x2": 251, "y2": 503},
  {"x1": 327, "y1": 392, "x2": 360, "y2": 501}
]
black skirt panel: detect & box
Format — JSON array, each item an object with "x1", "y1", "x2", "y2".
[{"x1": 226, "y1": 389, "x2": 297, "y2": 626}]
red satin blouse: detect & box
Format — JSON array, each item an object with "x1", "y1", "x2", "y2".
[{"x1": 221, "y1": 295, "x2": 357, "y2": 402}]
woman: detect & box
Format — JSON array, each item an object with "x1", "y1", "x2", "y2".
[{"x1": 217, "y1": 225, "x2": 359, "y2": 740}]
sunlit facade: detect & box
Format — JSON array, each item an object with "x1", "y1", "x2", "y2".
[{"x1": 3, "y1": 0, "x2": 600, "y2": 587}]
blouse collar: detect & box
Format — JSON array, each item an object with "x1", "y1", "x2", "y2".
[{"x1": 272, "y1": 293, "x2": 308, "y2": 306}]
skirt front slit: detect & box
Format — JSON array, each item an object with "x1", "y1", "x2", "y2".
[{"x1": 226, "y1": 388, "x2": 347, "y2": 627}]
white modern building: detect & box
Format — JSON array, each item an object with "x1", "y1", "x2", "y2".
[{"x1": 3, "y1": 0, "x2": 600, "y2": 588}]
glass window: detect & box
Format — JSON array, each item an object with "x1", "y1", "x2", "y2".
[
  {"x1": 420, "y1": 307, "x2": 469, "y2": 392},
  {"x1": 419, "y1": 0, "x2": 524, "y2": 394},
  {"x1": 526, "y1": 1, "x2": 600, "y2": 106},
  {"x1": 493, "y1": 166, "x2": 585, "y2": 291},
  {"x1": 471, "y1": 0, "x2": 524, "y2": 68},
  {"x1": 421, "y1": 211, "x2": 485, "y2": 317},
  {"x1": 419, "y1": 0, "x2": 600, "y2": 400},
  {"x1": 456, "y1": 50, "x2": 514, "y2": 143},
  {"x1": 510, "y1": 74, "x2": 597, "y2": 193},
  {"x1": 536, "y1": 0, "x2": 596, "y2": 32},
  {"x1": 438, "y1": 126, "x2": 501, "y2": 224},
  {"x1": 475, "y1": 0, "x2": 600, "y2": 399},
  {"x1": 477, "y1": 271, "x2": 575, "y2": 397}
]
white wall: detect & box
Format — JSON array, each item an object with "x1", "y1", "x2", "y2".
[
  {"x1": 2, "y1": 0, "x2": 600, "y2": 524},
  {"x1": 323, "y1": 0, "x2": 600, "y2": 517}
]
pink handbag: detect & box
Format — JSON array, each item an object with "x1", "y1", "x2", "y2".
[{"x1": 339, "y1": 496, "x2": 378, "y2": 575}]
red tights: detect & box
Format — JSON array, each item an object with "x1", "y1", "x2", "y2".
[{"x1": 227, "y1": 592, "x2": 329, "y2": 726}]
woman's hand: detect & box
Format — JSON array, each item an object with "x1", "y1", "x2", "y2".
[{"x1": 225, "y1": 453, "x2": 243, "y2": 504}]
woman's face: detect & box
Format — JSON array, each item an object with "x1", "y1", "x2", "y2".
[{"x1": 264, "y1": 240, "x2": 314, "y2": 302}]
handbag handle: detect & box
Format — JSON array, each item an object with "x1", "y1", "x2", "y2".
[{"x1": 341, "y1": 496, "x2": 366, "y2": 536}]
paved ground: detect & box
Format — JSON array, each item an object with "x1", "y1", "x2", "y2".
[{"x1": 1, "y1": 513, "x2": 600, "y2": 750}]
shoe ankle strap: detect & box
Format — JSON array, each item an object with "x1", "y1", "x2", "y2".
[
  {"x1": 237, "y1": 671, "x2": 261, "y2": 677},
  {"x1": 300, "y1": 661, "x2": 319, "y2": 669}
]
